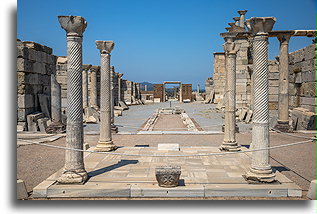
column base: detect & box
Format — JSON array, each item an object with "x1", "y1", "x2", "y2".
[
  {"x1": 94, "y1": 140, "x2": 117, "y2": 152},
  {"x1": 245, "y1": 168, "x2": 276, "y2": 183},
  {"x1": 57, "y1": 169, "x2": 88, "y2": 184},
  {"x1": 219, "y1": 141, "x2": 241, "y2": 152},
  {"x1": 274, "y1": 121, "x2": 291, "y2": 132}
]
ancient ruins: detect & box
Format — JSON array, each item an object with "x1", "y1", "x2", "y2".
[{"x1": 17, "y1": 10, "x2": 316, "y2": 200}]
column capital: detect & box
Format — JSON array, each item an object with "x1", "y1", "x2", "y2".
[
  {"x1": 96, "y1": 41, "x2": 115, "y2": 54},
  {"x1": 277, "y1": 33, "x2": 291, "y2": 44},
  {"x1": 83, "y1": 64, "x2": 92, "y2": 71},
  {"x1": 58, "y1": 16, "x2": 87, "y2": 37},
  {"x1": 233, "y1": 17, "x2": 240, "y2": 22},
  {"x1": 245, "y1": 17, "x2": 276, "y2": 35},
  {"x1": 90, "y1": 65, "x2": 100, "y2": 72},
  {"x1": 237, "y1": 10, "x2": 248, "y2": 15}
]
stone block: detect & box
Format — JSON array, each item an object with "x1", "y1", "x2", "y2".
[
  {"x1": 300, "y1": 97, "x2": 316, "y2": 106},
  {"x1": 17, "y1": 94, "x2": 34, "y2": 109},
  {"x1": 17, "y1": 179, "x2": 28, "y2": 200},
  {"x1": 17, "y1": 46, "x2": 29, "y2": 58},
  {"x1": 157, "y1": 144, "x2": 180, "y2": 151},
  {"x1": 17, "y1": 58, "x2": 33, "y2": 72},
  {"x1": 294, "y1": 72, "x2": 302, "y2": 84},
  {"x1": 300, "y1": 82, "x2": 316, "y2": 97},
  {"x1": 301, "y1": 71, "x2": 315, "y2": 82},
  {"x1": 17, "y1": 122, "x2": 27, "y2": 131},
  {"x1": 269, "y1": 80, "x2": 279, "y2": 87},
  {"x1": 290, "y1": 107, "x2": 316, "y2": 130},
  {"x1": 269, "y1": 102, "x2": 278, "y2": 110},
  {"x1": 45, "y1": 64, "x2": 55, "y2": 75},
  {"x1": 27, "y1": 112, "x2": 44, "y2": 131},
  {"x1": 269, "y1": 86, "x2": 279, "y2": 95},
  {"x1": 293, "y1": 49, "x2": 305, "y2": 63},
  {"x1": 38, "y1": 117, "x2": 49, "y2": 132},
  {"x1": 303, "y1": 45, "x2": 316, "y2": 61},
  {"x1": 155, "y1": 166, "x2": 181, "y2": 188},
  {"x1": 269, "y1": 72, "x2": 279, "y2": 80},
  {"x1": 269, "y1": 94, "x2": 278, "y2": 102},
  {"x1": 17, "y1": 107, "x2": 35, "y2": 122},
  {"x1": 33, "y1": 62, "x2": 46, "y2": 74},
  {"x1": 307, "y1": 180, "x2": 316, "y2": 200},
  {"x1": 23, "y1": 41, "x2": 52, "y2": 54}
]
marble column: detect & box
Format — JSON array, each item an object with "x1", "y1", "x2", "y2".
[
  {"x1": 118, "y1": 73, "x2": 123, "y2": 102},
  {"x1": 245, "y1": 17, "x2": 276, "y2": 183},
  {"x1": 197, "y1": 84, "x2": 200, "y2": 93},
  {"x1": 144, "y1": 85, "x2": 147, "y2": 91},
  {"x1": 51, "y1": 74, "x2": 62, "y2": 122},
  {"x1": 95, "y1": 41, "x2": 117, "y2": 152},
  {"x1": 220, "y1": 35, "x2": 241, "y2": 152},
  {"x1": 238, "y1": 10, "x2": 247, "y2": 28},
  {"x1": 82, "y1": 64, "x2": 92, "y2": 109},
  {"x1": 275, "y1": 33, "x2": 291, "y2": 132},
  {"x1": 89, "y1": 66, "x2": 99, "y2": 110},
  {"x1": 57, "y1": 15, "x2": 87, "y2": 184},
  {"x1": 110, "y1": 66, "x2": 118, "y2": 132}
]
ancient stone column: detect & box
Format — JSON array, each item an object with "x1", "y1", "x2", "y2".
[
  {"x1": 197, "y1": 84, "x2": 200, "y2": 93},
  {"x1": 110, "y1": 66, "x2": 118, "y2": 132},
  {"x1": 95, "y1": 41, "x2": 117, "y2": 152},
  {"x1": 144, "y1": 85, "x2": 147, "y2": 91},
  {"x1": 238, "y1": 10, "x2": 248, "y2": 28},
  {"x1": 245, "y1": 17, "x2": 276, "y2": 183},
  {"x1": 82, "y1": 64, "x2": 91, "y2": 109},
  {"x1": 89, "y1": 66, "x2": 99, "y2": 110},
  {"x1": 275, "y1": 33, "x2": 291, "y2": 132},
  {"x1": 51, "y1": 74, "x2": 62, "y2": 122},
  {"x1": 220, "y1": 34, "x2": 241, "y2": 152},
  {"x1": 118, "y1": 73, "x2": 123, "y2": 102},
  {"x1": 57, "y1": 15, "x2": 87, "y2": 184}
]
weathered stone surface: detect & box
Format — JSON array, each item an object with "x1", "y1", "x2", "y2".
[
  {"x1": 37, "y1": 117, "x2": 49, "y2": 132},
  {"x1": 157, "y1": 144, "x2": 180, "y2": 151},
  {"x1": 17, "y1": 179, "x2": 28, "y2": 200},
  {"x1": 38, "y1": 94, "x2": 51, "y2": 118},
  {"x1": 307, "y1": 180, "x2": 316, "y2": 200},
  {"x1": 155, "y1": 166, "x2": 181, "y2": 188},
  {"x1": 290, "y1": 107, "x2": 316, "y2": 130},
  {"x1": 26, "y1": 112, "x2": 44, "y2": 131}
]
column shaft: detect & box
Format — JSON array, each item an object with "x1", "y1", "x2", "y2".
[
  {"x1": 90, "y1": 69, "x2": 98, "y2": 109},
  {"x1": 51, "y1": 74, "x2": 61, "y2": 122},
  {"x1": 82, "y1": 69, "x2": 88, "y2": 108}
]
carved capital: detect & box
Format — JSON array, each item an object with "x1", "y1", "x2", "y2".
[
  {"x1": 245, "y1": 17, "x2": 276, "y2": 35},
  {"x1": 238, "y1": 10, "x2": 248, "y2": 15},
  {"x1": 277, "y1": 33, "x2": 291, "y2": 45},
  {"x1": 83, "y1": 64, "x2": 92, "y2": 71},
  {"x1": 58, "y1": 16, "x2": 87, "y2": 37},
  {"x1": 96, "y1": 40, "x2": 115, "y2": 54}
]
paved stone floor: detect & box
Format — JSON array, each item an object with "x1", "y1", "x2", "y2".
[{"x1": 33, "y1": 145, "x2": 302, "y2": 198}]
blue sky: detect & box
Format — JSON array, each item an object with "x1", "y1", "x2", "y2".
[{"x1": 17, "y1": 0, "x2": 316, "y2": 88}]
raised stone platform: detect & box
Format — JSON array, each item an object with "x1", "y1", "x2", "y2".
[{"x1": 33, "y1": 146, "x2": 301, "y2": 198}]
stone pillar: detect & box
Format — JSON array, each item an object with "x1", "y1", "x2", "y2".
[
  {"x1": 51, "y1": 74, "x2": 62, "y2": 122},
  {"x1": 238, "y1": 10, "x2": 247, "y2": 28},
  {"x1": 197, "y1": 84, "x2": 200, "y2": 93},
  {"x1": 245, "y1": 17, "x2": 276, "y2": 183},
  {"x1": 220, "y1": 34, "x2": 241, "y2": 152},
  {"x1": 163, "y1": 83, "x2": 166, "y2": 102},
  {"x1": 89, "y1": 66, "x2": 99, "y2": 110},
  {"x1": 144, "y1": 85, "x2": 147, "y2": 91},
  {"x1": 110, "y1": 66, "x2": 118, "y2": 132},
  {"x1": 233, "y1": 17, "x2": 240, "y2": 26},
  {"x1": 118, "y1": 73, "x2": 123, "y2": 102},
  {"x1": 57, "y1": 16, "x2": 87, "y2": 184},
  {"x1": 95, "y1": 41, "x2": 117, "y2": 152},
  {"x1": 82, "y1": 64, "x2": 91, "y2": 109},
  {"x1": 275, "y1": 34, "x2": 291, "y2": 132}
]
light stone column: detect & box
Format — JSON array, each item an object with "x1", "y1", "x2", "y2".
[
  {"x1": 144, "y1": 85, "x2": 147, "y2": 91},
  {"x1": 110, "y1": 66, "x2": 118, "y2": 132},
  {"x1": 95, "y1": 41, "x2": 117, "y2": 152},
  {"x1": 118, "y1": 73, "x2": 123, "y2": 102},
  {"x1": 238, "y1": 10, "x2": 248, "y2": 28},
  {"x1": 245, "y1": 17, "x2": 276, "y2": 183},
  {"x1": 220, "y1": 34, "x2": 241, "y2": 152},
  {"x1": 89, "y1": 66, "x2": 99, "y2": 110},
  {"x1": 82, "y1": 64, "x2": 92, "y2": 109},
  {"x1": 275, "y1": 33, "x2": 291, "y2": 132},
  {"x1": 197, "y1": 84, "x2": 200, "y2": 93},
  {"x1": 57, "y1": 16, "x2": 87, "y2": 184},
  {"x1": 51, "y1": 74, "x2": 62, "y2": 122}
]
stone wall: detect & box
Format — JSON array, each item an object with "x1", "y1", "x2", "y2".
[
  {"x1": 17, "y1": 39, "x2": 56, "y2": 129},
  {"x1": 288, "y1": 44, "x2": 316, "y2": 112},
  {"x1": 205, "y1": 77, "x2": 214, "y2": 96},
  {"x1": 55, "y1": 56, "x2": 67, "y2": 113},
  {"x1": 212, "y1": 52, "x2": 226, "y2": 103}
]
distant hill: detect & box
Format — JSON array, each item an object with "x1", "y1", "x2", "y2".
[{"x1": 139, "y1": 82, "x2": 153, "y2": 91}]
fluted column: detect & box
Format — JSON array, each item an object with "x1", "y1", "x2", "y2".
[
  {"x1": 95, "y1": 41, "x2": 117, "y2": 152},
  {"x1": 220, "y1": 35, "x2": 241, "y2": 152},
  {"x1": 89, "y1": 66, "x2": 99, "y2": 110},
  {"x1": 275, "y1": 34, "x2": 291, "y2": 132},
  {"x1": 245, "y1": 17, "x2": 276, "y2": 183},
  {"x1": 57, "y1": 15, "x2": 87, "y2": 184},
  {"x1": 110, "y1": 66, "x2": 118, "y2": 132},
  {"x1": 82, "y1": 64, "x2": 91, "y2": 109}
]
